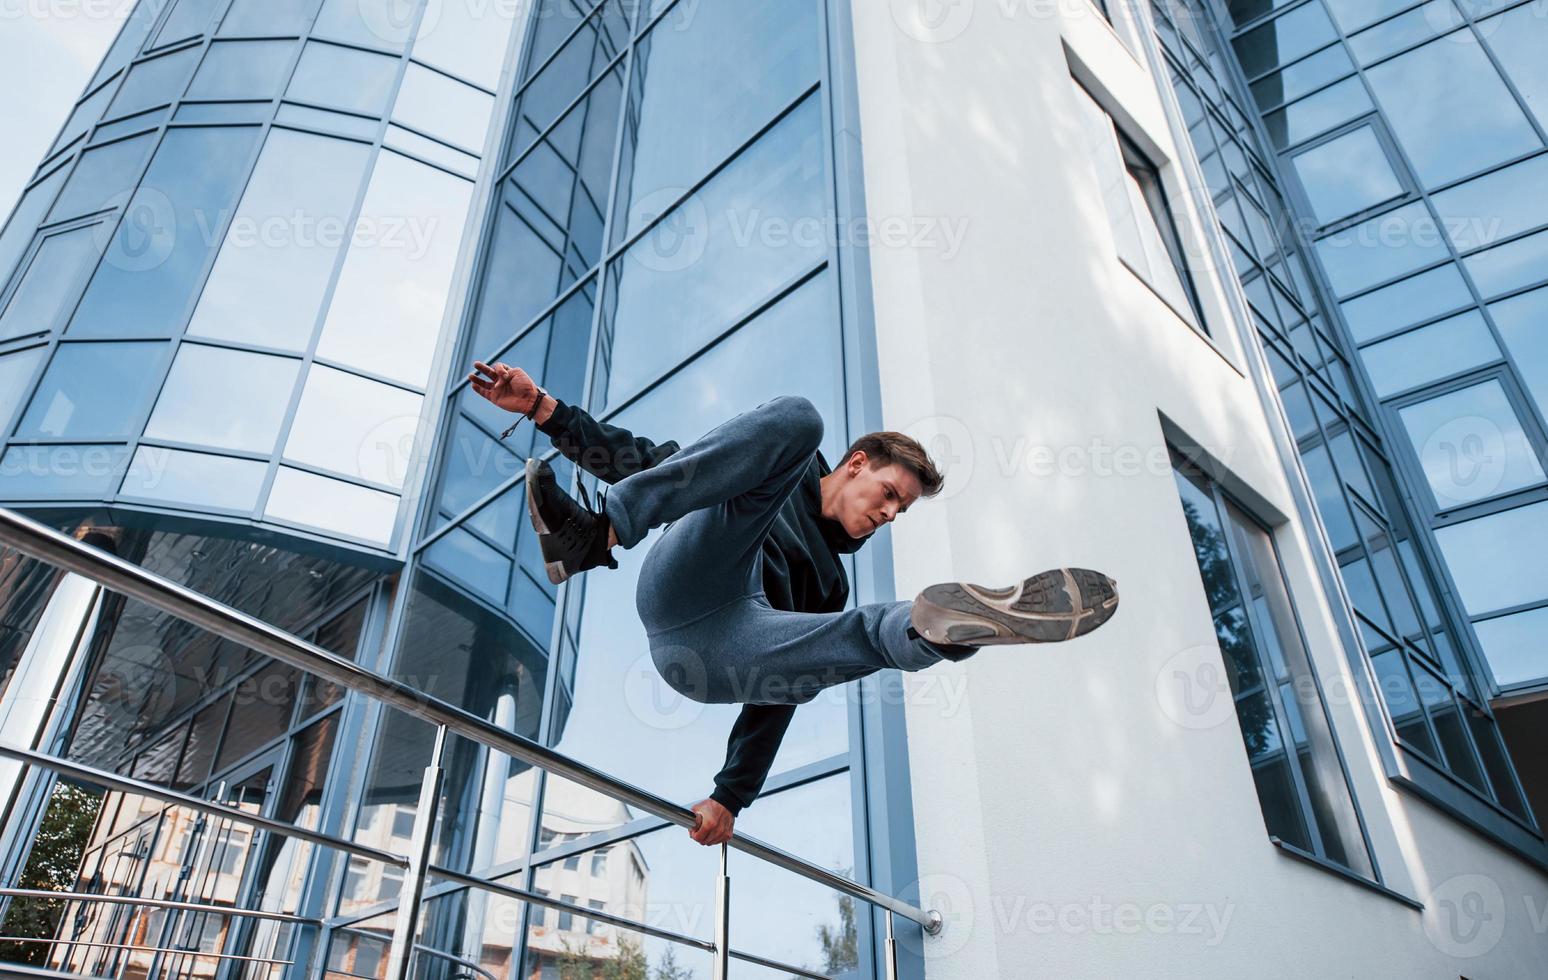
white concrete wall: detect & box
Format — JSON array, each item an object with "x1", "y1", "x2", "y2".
[{"x1": 848, "y1": 1, "x2": 1548, "y2": 977}]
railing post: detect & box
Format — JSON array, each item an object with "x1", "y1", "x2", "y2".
[
  {"x1": 712, "y1": 842, "x2": 730, "y2": 980},
  {"x1": 385, "y1": 724, "x2": 447, "y2": 980},
  {"x1": 884, "y1": 910, "x2": 898, "y2": 980}
]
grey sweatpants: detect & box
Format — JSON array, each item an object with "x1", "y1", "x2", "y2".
[{"x1": 603, "y1": 395, "x2": 950, "y2": 706}]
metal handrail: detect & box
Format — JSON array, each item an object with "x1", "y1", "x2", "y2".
[
  {"x1": 0, "y1": 507, "x2": 941, "y2": 935},
  {"x1": 0, "y1": 888, "x2": 322, "y2": 926}
]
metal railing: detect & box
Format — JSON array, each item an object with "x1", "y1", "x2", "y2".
[{"x1": 0, "y1": 507, "x2": 942, "y2": 979}]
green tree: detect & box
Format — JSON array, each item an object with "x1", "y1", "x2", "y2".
[
  {"x1": 653, "y1": 945, "x2": 694, "y2": 980},
  {"x1": 0, "y1": 782, "x2": 104, "y2": 966},
  {"x1": 816, "y1": 893, "x2": 859, "y2": 975}
]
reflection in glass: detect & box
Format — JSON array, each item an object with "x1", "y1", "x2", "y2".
[
  {"x1": 1325, "y1": 0, "x2": 1419, "y2": 31},
  {"x1": 1397, "y1": 380, "x2": 1545, "y2": 509},
  {"x1": 1232, "y1": 3, "x2": 1337, "y2": 78},
  {"x1": 1340, "y1": 264, "x2": 1472, "y2": 343},
  {"x1": 1473, "y1": 606, "x2": 1548, "y2": 689},
  {"x1": 189, "y1": 129, "x2": 372, "y2": 351},
  {"x1": 1360, "y1": 311, "x2": 1500, "y2": 397},
  {"x1": 1432, "y1": 153, "x2": 1548, "y2": 253},
  {"x1": 505, "y1": 0, "x2": 628, "y2": 162},
  {"x1": 383, "y1": 124, "x2": 479, "y2": 178},
  {"x1": 1290, "y1": 127, "x2": 1402, "y2": 225},
  {"x1": 120, "y1": 446, "x2": 267, "y2": 512},
  {"x1": 265, "y1": 466, "x2": 400, "y2": 543},
  {"x1": 144, "y1": 343, "x2": 301, "y2": 452},
  {"x1": 274, "y1": 102, "x2": 382, "y2": 139},
  {"x1": 0, "y1": 347, "x2": 44, "y2": 435},
  {"x1": 47, "y1": 133, "x2": 157, "y2": 221},
  {"x1": 1466, "y1": 230, "x2": 1548, "y2": 299},
  {"x1": 391, "y1": 62, "x2": 495, "y2": 152},
  {"x1": 153, "y1": 0, "x2": 222, "y2": 47},
  {"x1": 0, "y1": 225, "x2": 104, "y2": 341},
  {"x1": 286, "y1": 41, "x2": 401, "y2": 116},
  {"x1": 611, "y1": 0, "x2": 820, "y2": 243},
  {"x1": 1314, "y1": 202, "x2": 1448, "y2": 297},
  {"x1": 106, "y1": 46, "x2": 200, "y2": 118},
  {"x1": 411, "y1": 0, "x2": 521, "y2": 90},
  {"x1": 602, "y1": 96, "x2": 826, "y2": 410},
  {"x1": 1263, "y1": 77, "x2": 1373, "y2": 151},
  {"x1": 220, "y1": 0, "x2": 324, "y2": 36},
  {"x1": 1481, "y1": 4, "x2": 1548, "y2": 130},
  {"x1": 314, "y1": 0, "x2": 420, "y2": 49},
  {"x1": 283, "y1": 364, "x2": 424, "y2": 488},
  {"x1": 68, "y1": 127, "x2": 263, "y2": 338},
  {"x1": 1249, "y1": 43, "x2": 1353, "y2": 111},
  {"x1": 17, "y1": 341, "x2": 165, "y2": 438},
  {"x1": 1435, "y1": 500, "x2": 1548, "y2": 615},
  {"x1": 186, "y1": 39, "x2": 296, "y2": 99},
  {"x1": 314, "y1": 151, "x2": 474, "y2": 388},
  {"x1": 1488, "y1": 287, "x2": 1548, "y2": 421},
  {"x1": 1346, "y1": 0, "x2": 1462, "y2": 65}
]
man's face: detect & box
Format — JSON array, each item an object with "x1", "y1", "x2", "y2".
[{"x1": 834, "y1": 453, "x2": 924, "y2": 539}]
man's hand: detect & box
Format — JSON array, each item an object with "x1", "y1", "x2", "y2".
[
  {"x1": 468, "y1": 361, "x2": 541, "y2": 416},
  {"x1": 689, "y1": 798, "x2": 735, "y2": 846}
]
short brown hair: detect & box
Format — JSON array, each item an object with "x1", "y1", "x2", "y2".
[{"x1": 843, "y1": 431, "x2": 946, "y2": 498}]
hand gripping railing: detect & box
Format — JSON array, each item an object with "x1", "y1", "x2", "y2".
[{"x1": 0, "y1": 507, "x2": 942, "y2": 979}]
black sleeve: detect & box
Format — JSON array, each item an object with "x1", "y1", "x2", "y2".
[
  {"x1": 709, "y1": 704, "x2": 797, "y2": 815},
  {"x1": 535, "y1": 396, "x2": 680, "y2": 485}
]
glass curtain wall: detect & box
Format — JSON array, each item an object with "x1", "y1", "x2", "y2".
[
  {"x1": 1150, "y1": 0, "x2": 1538, "y2": 839},
  {"x1": 0, "y1": 0, "x2": 522, "y2": 553},
  {"x1": 338, "y1": 1, "x2": 870, "y2": 977}
]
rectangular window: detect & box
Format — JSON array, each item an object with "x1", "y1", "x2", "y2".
[
  {"x1": 1173, "y1": 452, "x2": 1375, "y2": 877},
  {"x1": 1073, "y1": 84, "x2": 1207, "y2": 330}
]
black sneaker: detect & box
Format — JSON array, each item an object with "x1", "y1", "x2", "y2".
[
  {"x1": 525, "y1": 457, "x2": 617, "y2": 585},
  {"x1": 910, "y1": 568, "x2": 1119, "y2": 645}
]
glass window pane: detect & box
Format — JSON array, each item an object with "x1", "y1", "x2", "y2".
[
  {"x1": 1325, "y1": 0, "x2": 1416, "y2": 30},
  {"x1": 0, "y1": 225, "x2": 106, "y2": 341},
  {"x1": 17, "y1": 341, "x2": 166, "y2": 438},
  {"x1": 283, "y1": 365, "x2": 424, "y2": 488},
  {"x1": 153, "y1": 0, "x2": 222, "y2": 47},
  {"x1": 384, "y1": 125, "x2": 478, "y2": 177},
  {"x1": 1473, "y1": 606, "x2": 1548, "y2": 688},
  {"x1": 188, "y1": 129, "x2": 374, "y2": 351},
  {"x1": 48, "y1": 133, "x2": 157, "y2": 221},
  {"x1": 1264, "y1": 77, "x2": 1374, "y2": 151},
  {"x1": 1340, "y1": 264, "x2": 1471, "y2": 343},
  {"x1": 49, "y1": 81, "x2": 117, "y2": 159},
  {"x1": 410, "y1": 0, "x2": 521, "y2": 90},
  {"x1": 173, "y1": 102, "x2": 268, "y2": 124},
  {"x1": 107, "y1": 47, "x2": 200, "y2": 118},
  {"x1": 68, "y1": 127, "x2": 263, "y2": 338},
  {"x1": 1466, "y1": 229, "x2": 1548, "y2": 299},
  {"x1": 120, "y1": 446, "x2": 267, "y2": 511},
  {"x1": 314, "y1": 151, "x2": 474, "y2": 388},
  {"x1": 92, "y1": 106, "x2": 171, "y2": 142},
  {"x1": 0, "y1": 346, "x2": 45, "y2": 435},
  {"x1": 1360, "y1": 311, "x2": 1501, "y2": 397},
  {"x1": 1315, "y1": 202, "x2": 1448, "y2": 297},
  {"x1": 1432, "y1": 154, "x2": 1548, "y2": 253},
  {"x1": 390, "y1": 62, "x2": 494, "y2": 152},
  {"x1": 1290, "y1": 126, "x2": 1403, "y2": 225},
  {"x1": 602, "y1": 95, "x2": 829, "y2": 410},
  {"x1": 1435, "y1": 500, "x2": 1548, "y2": 614},
  {"x1": 186, "y1": 40, "x2": 296, "y2": 100},
  {"x1": 1250, "y1": 44, "x2": 1354, "y2": 110},
  {"x1": 264, "y1": 466, "x2": 399, "y2": 543},
  {"x1": 1233, "y1": 3, "x2": 1338, "y2": 77},
  {"x1": 611, "y1": 0, "x2": 821, "y2": 243},
  {"x1": 1347, "y1": 0, "x2": 1463, "y2": 65},
  {"x1": 220, "y1": 0, "x2": 323, "y2": 36},
  {"x1": 1367, "y1": 35, "x2": 1541, "y2": 187},
  {"x1": 1489, "y1": 286, "x2": 1548, "y2": 418},
  {"x1": 1398, "y1": 379, "x2": 1546, "y2": 508},
  {"x1": 505, "y1": 1, "x2": 627, "y2": 161},
  {"x1": 0, "y1": 444, "x2": 132, "y2": 498},
  {"x1": 144, "y1": 344, "x2": 301, "y2": 452},
  {"x1": 286, "y1": 41, "x2": 401, "y2": 117},
  {"x1": 312, "y1": 0, "x2": 417, "y2": 50},
  {"x1": 0, "y1": 167, "x2": 68, "y2": 289},
  {"x1": 1481, "y1": 4, "x2": 1548, "y2": 131}
]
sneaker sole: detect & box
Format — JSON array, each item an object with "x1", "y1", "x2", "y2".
[
  {"x1": 524, "y1": 457, "x2": 572, "y2": 586},
  {"x1": 911, "y1": 568, "x2": 1119, "y2": 645}
]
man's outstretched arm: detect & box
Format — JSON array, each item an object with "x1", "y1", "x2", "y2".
[
  {"x1": 690, "y1": 703, "x2": 797, "y2": 845},
  {"x1": 469, "y1": 361, "x2": 679, "y2": 484}
]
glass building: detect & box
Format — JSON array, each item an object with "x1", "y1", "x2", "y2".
[{"x1": 0, "y1": 0, "x2": 1544, "y2": 976}]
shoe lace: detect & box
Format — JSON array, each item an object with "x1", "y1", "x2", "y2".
[{"x1": 556, "y1": 481, "x2": 607, "y2": 551}]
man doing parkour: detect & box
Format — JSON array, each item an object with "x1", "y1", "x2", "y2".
[{"x1": 469, "y1": 361, "x2": 1119, "y2": 846}]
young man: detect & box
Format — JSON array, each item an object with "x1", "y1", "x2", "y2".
[{"x1": 468, "y1": 361, "x2": 1119, "y2": 846}]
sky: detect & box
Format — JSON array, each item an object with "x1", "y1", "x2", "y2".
[{"x1": 0, "y1": 5, "x2": 131, "y2": 220}]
